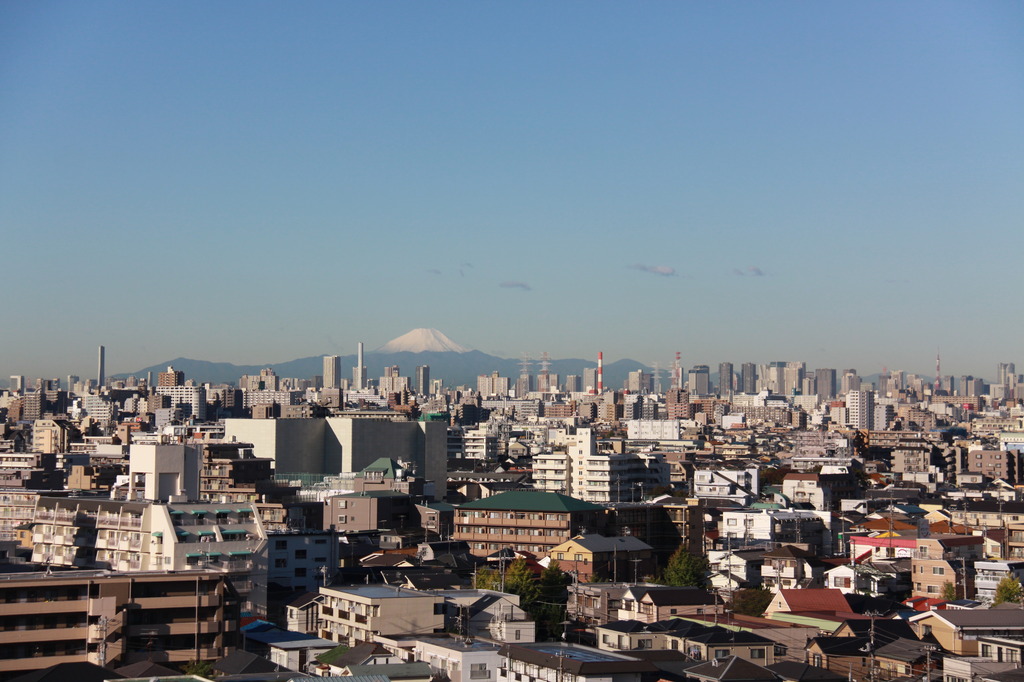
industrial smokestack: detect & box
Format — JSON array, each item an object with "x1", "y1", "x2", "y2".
[
  {"x1": 97, "y1": 345, "x2": 105, "y2": 388},
  {"x1": 597, "y1": 351, "x2": 603, "y2": 393}
]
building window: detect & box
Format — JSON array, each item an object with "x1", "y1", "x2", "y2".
[
  {"x1": 715, "y1": 650, "x2": 729, "y2": 659},
  {"x1": 751, "y1": 649, "x2": 765, "y2": 659},
  {"x1": 932, "y1": 566, "x2": 945, "y2": 575},
  {"x1": 275, "y1": 540, "x2": 287, "y2": 550},
  {"x1": 295, "y1": 567, "x2": 307, "y2": 578}
]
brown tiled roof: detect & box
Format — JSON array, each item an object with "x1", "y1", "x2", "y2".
[{"x1": 777, "y1": 589, "x2": 850, "y2": 614}]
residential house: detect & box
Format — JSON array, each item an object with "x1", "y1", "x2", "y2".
[
  {"x1": 781, "y1": 469, "x2": 860, "y2": 512},
  {"x1": 874, "y1": 637, "x2": 940, "y2": 681},
  {"x1": 496, "y1": 643, "x2": 657, "y2": 682},
  {"x1": 673, "y1": 628, "x2": 779, "y2": 665},
  {"x1": 685, "y1": 656, "x2": 779, "y2": 682},
  {"x1": 568, "y1": 582, "x2": 628, "y2": 627},
  {"x1": 766, "y1": 661, "x2": 847, "y2": 682},
  {"x1": 823, "y1": 560, "x2": 911, "y2": 597},
  {"x1": 805, "y1": 636, "x2": 873, "y2": 679},
  {"x1": 911, "y1": 535, "x2": 983, "y2": 599},
  {"x1": 909, "y1": 610, "x2": 1024, "y2": 657},
  {"x1": 413, "y1": 636, "x2": 503, "y2": 682},
  {"x1": 764, "y1": 589, "x2": 852, "y2": 619},
  {"x1": 434, "y1": 589, "x2": 536, "y2": 643},
  {"x1": 709, "y1": 549, "x2": 766, "y2": 593},
  {"x1": 974, "y1": 561, "x2": 1024, "y2": 604},
  {"x1": 616, "y1": 585, "x2": 722, "y2": 623},
  {"x1": 549, "y1": 534, "x2": 655, "y2": 582},
  {"x1": 761, "y1": 545, "x2": 828, "y2": 590}
]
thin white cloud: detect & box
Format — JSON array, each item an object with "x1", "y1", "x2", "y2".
[
  {"x1": 630, "y1": 264, "x2": 676, "y2": 277},
  {"x1": 500, "y1": 281, "x2": 532, "y2": 291}
]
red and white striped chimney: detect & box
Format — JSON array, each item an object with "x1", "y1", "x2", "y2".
[{"x1": 597, "y1": 351, "x2": 604, "y2": 393}]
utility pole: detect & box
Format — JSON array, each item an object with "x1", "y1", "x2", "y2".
[
  {"x1": 923, "y1": 644, "x2": 937, "y2": 682},
  {"x1": 862, "y1": 610, "x2": 880, "y2": 682}
]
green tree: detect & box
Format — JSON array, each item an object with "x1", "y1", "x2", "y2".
[
  {"x1": 181, "y1": 660, "x2": 216, "y2": 678},
  {"x1": 731, "y1": 587, "x2": 774, "y2": 617},
  {"x1": 474, "y1": 566, "x2": 502, "y2": 591},
  {"x1": 534, "y1": 561, "x2": 571, "y2": 641},
  {"x1": 941, "y1": 581, "x2": 957, "y2": 601},
  {"x1": 504, "y1": 558, "x2": 540, "y2": 604},
  {"x1": 994, "y1": 576, "x2": 1023, "y2": 605},
  {"x1": 660, "y1": 546, "x2": 709, "y2": 587},
  {"x1": 538, "y1": 561, "x2": 570, "y2": 603}
]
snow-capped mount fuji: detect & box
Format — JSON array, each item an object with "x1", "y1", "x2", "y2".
[
  {"x1": 375, "y1": 328, "x2": 471, "y2": 354},
  {"x1": 125, "y1": 328, "x2": 651, "y2": 387}
]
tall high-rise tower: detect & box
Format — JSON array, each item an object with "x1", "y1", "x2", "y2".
[
  {"x1": 718, "y1": 362, "x2": 734, "y2": 395},
  {"x1": 740, "y1": 363, "x2": 756, "y2": 394},
  {"x1": 323, "y1": 355, "x2": 341, "y2": 389},
  {"x1": 353, "y1": 342, "x2": 366, "y2": 390},
  {"x1": 97, "y1": 345, "x2": 106, "y2": 388},
  {"x1": 416, "y1": 365, "x2": 430, "y2": 395}
]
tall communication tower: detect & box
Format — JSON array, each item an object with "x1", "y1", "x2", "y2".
[
  {"x1": 519, "y1": 353, "x2": 533, "y2": 377},
  {"x1": 671, "y1": 352, "x2": 682, "y2": 390},
  {"x1": 539, "y1": 352, "x2": 551, "y2": 375},
  {"x1": 934, "y1": 348, "x2": 941, "y2": 394},
  {"x1": 651, "y1": 362, "x2": 662, "y2": 394}
]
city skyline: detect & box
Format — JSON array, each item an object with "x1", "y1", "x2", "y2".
[
  {"x1": 2, "y1": 3, "x2": 1022, "y2": 380},
  {"x1": 3, "y1": 332, "x2": 1016, "y2": 388}
]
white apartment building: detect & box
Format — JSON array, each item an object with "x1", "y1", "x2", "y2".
[
  {"x1": 155, "y1": 384, "x2": 207, "y2": 419},
  {"x1": 846, "y1": 390, "x2": 874, "y2": 430},
  {"x1": 28, "y1": 497, "x2": 267, "y2": 612},
  {"x1": 625, "y1": 420, "x2": 681, "y2": 440},
  {"x1": 414, "y1": 637, "x2": 503, "y2": 682},
  {"x1": 691, "y1": 467, "x2": 759, "y2": 506},
  {"x1": 533, "y1": 429, "x2": 669, "y2": 503}
]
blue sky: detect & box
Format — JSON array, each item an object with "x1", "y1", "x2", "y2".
[{"x1": 2, "y1": 2, "x2": 1022, "y2": 381}]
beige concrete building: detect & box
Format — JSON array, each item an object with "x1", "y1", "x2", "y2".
[
  {"x1": 318, "y1": 584, "x2": 445, "y2": 646},
  {"x1": 0, "y1": 569, "x2": 239, "y2": 678}
]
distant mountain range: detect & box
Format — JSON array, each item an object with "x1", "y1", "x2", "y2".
[{"x1": 122, "y1": 328, "x2": 655, "y2": 389}]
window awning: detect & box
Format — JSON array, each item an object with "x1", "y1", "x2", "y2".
[
  {"x1": 186, "y1": 553, "x2": 203, "y2": 558},
  {"x1": 197, "y1": 531, "x2": 215, "y2": 536},
  {"x1": 190, "y1": 510, "x2": 208, "y2": 515},
  {"x1": 229, "y1": 551, "x2": 252, "y2": 557},
  {"x1": 206, "y1": 552, "x2": 222, "y2": 558},
  {"x1": 221, "y1": 529, "x2": 246, "y2": 535},
  {"x1": 216, "y1": 509, "x2": 234, "y2": 514},
  {"x1": 169, "y1": 510, "x2": 184, "y2": 515},
  {"x1": 176, "y1": 530, "x2": 189, "y2": 536}
]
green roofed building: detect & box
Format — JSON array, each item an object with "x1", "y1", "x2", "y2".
[{"x1": 454, "y1": 491, "x2": 607, "y2": 557}]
